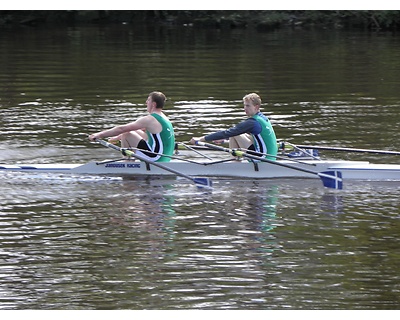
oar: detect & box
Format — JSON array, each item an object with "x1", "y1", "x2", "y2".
[
  {"x1": 98, "y1": 145, "x2": 239, "y2": 166},
  {"x1": 94, "y1": 139, "x2": 213, "y2": 190},
  {"x1": 197, "y1": 141, "x2": 343, "y2": 190},
  {"x1": 177, "y1": 142, "x2": 213, "y2": 160},
  {"x1": 295, "y1": 144, "x2": 400, "y2": 156},
  {"x1": 237, "y1": 148, "x2": 318, "y2": 166},
  {"x1": 122, "y1": 146, "x2": 210, "y2": 165}
]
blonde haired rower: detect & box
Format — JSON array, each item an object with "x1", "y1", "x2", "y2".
[{"x1": 190, "y1": 93, "x2": 277, "y2": 160}]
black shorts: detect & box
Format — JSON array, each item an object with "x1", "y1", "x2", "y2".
[{"x1": 137, "y1": 139, "x2": 158, "y2": 159}]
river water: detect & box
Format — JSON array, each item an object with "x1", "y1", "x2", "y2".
[{"x1": 1, "y1": 23, "x2": 400, "y2": 310}]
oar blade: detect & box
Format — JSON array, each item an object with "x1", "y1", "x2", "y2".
[
  {"x1": 319, "y1": 171, "x2": 343, "y2": 190},
  {"x1": 193, "y1": 177, "x2": 213, "y2": 190}
]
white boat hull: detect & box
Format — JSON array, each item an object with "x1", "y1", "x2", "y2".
[{"x1": 2, "y1": 160, "x2": 400, "y2": 181}]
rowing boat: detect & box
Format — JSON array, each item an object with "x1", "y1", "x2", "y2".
[
  {"x1": 2, "y1": 158, "x2": 400, "y2": 181},
  {"x1": 2, "y1": 139, "x2": 400, "y2": 190}
]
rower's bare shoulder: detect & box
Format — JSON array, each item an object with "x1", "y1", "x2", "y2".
[
  {"x1": 140, "y1": 114, "x2": 162, "y2": 132},
  {"x1": 134, "y1": 114, "x2": 154, "y2": 125}
]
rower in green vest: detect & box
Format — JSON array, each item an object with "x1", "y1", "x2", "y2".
[
  {"x1": 88, "y1": 91, "x2": 175, "y2": 162},
  {"x1": 190, "y1": 92, "x2": 277, "y2": 160}
]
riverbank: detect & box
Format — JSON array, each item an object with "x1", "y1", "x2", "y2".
[{"x1": 1, "y1": 10, "x2": 399, "y2": 31}]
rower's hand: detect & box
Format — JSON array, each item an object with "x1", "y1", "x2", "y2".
[
  {"x1": 190, "y1": 137, "x2": 200, "y2": 145},
  {"x1": 88, "y1": 134, "x2": 98, "y2": 142}
]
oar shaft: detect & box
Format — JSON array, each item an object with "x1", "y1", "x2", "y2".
[
  {"x1": 95, "y1": 139, "x2": 207, "y2": 185},
  {"x1": 199, "y1": 142, "x2": 318, "y2": 175},
  {"x1": 237, "y1": 148, "x2": 317, "y2": 166},
  {"x1": 128, "y1": 146, "x2": 207, "y2": 165},
  {"x1": 198, "y1": 141, "x2": 343, "y2": 189},
  {"x1": 295, "y1": 145, "x2": 400, "y2": 156},
  {"x1": 178, "y1": 142, "x2": 213, "y2": 160},
  {"x1": 96, "y1": 139, "x2": 189, "y2": 178}
]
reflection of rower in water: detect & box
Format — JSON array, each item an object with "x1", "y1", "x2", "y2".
[
  {"x1": 190, "y1": 93, "x2": 278, "y2": 160},
  {"x1": 248, "y1": 184, "x2": 279, "y2": 233},
  {"x1": 107, "y1": 181, "x2": 177, "y2": 254},
  {"x1": 234, "y1": 183, "x2": 279, "y2": 255}
]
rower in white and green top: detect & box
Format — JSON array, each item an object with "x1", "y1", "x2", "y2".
[
  {"x1": 89, "y1": 91, "x2": 175, "y2": 162},
  {"x1": 191, "y1": 93, "x2": 277, "y2": 160}
]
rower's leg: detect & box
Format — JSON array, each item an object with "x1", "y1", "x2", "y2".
[
  {"x1": 229, "y1": 134, "x2": 253, "y2": 149},
  {"x1": 229, "y1": 134, "x2": 253, "y2": 160},
  {"x1": 119, "y1": 130, "x2": 147, "y2": 149}
]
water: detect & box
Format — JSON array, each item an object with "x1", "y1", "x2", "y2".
[{"x1": 1, "y1": 24, "x2": 400, "y2": 310}]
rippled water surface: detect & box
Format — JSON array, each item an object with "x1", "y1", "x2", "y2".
[{"x1": 1, "y1": 24, "x2": 400, "y2": 309}]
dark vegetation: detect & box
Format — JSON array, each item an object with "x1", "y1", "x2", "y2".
[{"x1": 1, "y1": 10, "x2": 400, "y2": 31}]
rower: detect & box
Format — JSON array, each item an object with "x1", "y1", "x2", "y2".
[
  {"x1": 190, "y1": 93, "x2": 278, "y2": 161},
  {"x1": 88, "y1": 91, "x2": 175, "y2": 162}
]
